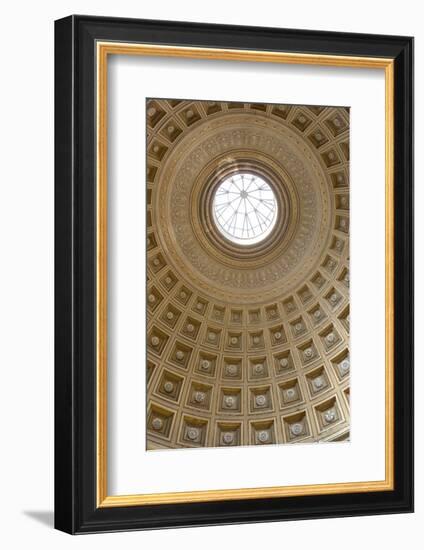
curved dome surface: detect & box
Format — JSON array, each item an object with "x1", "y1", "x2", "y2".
[{"x1": 146, "y1": 99, "x2": 350, "y2": 449}]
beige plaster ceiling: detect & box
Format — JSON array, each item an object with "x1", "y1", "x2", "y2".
[{"x1": 146, "y1": 99, "x2": 350, "y2": 449}]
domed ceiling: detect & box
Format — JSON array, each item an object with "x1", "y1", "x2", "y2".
[{"x1": 146, "y1": 99, "x2": 350, "y2": 449}]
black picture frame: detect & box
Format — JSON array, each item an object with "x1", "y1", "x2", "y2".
[{"x1": 55, "y1": 15, "x2": 414, "y2": 534}]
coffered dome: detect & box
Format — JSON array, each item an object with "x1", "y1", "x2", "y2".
[{"x1": 146, "y1": 99, "x2": 350, "y2": 449}]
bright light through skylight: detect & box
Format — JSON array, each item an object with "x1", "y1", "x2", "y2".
[{"x1": 212, "y1": 173, "x2": 278, "y2": 245}]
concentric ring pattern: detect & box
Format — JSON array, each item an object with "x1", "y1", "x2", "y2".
[{"x1": 146, "y1": 99, "x2": 350, "y2": 449}]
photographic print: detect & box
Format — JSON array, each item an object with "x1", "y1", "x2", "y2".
[
  {"x1": 55, "y1": 17, "x2": 413, "y2": 532},
  {"x1": 146, "y1": 98, "x2": 350, "y2": 449}
]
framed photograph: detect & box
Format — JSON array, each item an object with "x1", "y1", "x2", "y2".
[{"x1": 54, "y1": 15, "x2": 414, "y2": 533}]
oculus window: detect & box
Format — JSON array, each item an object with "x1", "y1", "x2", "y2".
[{"x1": 212, "y1": 173, "x2": 278, "y2": 245}]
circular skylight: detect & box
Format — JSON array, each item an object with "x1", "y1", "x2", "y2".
[{"x1": 212, "y1": 173, "x2": 278, "y2": 245}]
